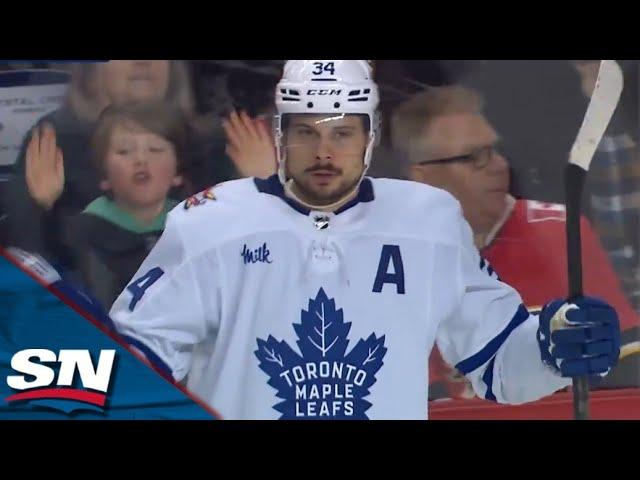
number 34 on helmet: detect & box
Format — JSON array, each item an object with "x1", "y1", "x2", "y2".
[{"x1": 274, "y1": 60, "x2": 382, "y2": 184}]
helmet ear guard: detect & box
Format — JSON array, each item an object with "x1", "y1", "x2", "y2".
[
  {"x1": 273, "y1": 114, "x2": 287, "y2": 184},
  {"x1": 371, "y1": 109, "x2": 382, "y2": 148},
  {"x1": 274, "y1": 60, "x2": 381, "y2": 185}
]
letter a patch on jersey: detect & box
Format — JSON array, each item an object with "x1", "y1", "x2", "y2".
[
  {"x1": 373, "y1": 245, "x2": 405, "y2": 294},
  {"x1": 255, "y1": 288, "x2": 387, "y2": 419}
]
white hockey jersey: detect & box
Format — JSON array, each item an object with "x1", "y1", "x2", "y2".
[{"x1": 109, "y1": 175, "x2": 571, "y2": 419}]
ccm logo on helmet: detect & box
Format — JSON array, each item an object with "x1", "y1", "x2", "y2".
[
  {"x1": 307, "y1": 89, "x2": 342, "y2": 96},
  {"x1": 5, "y1": 349, "x2": 116, "y2": 410}
]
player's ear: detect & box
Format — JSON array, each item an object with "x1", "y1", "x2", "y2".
[{"x1": 99, "y1": 179, "x2": 111, "y2": 191}]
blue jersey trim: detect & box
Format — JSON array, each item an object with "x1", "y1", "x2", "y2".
[
  {"x1": 254, "y1": 175, "x2": 374, "y2": 215},
  {"x1": 455, "y1": 304, "x2": 530, "y2": 375}
]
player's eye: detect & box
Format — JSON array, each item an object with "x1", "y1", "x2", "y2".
[
  {"x1": 334, "y1": 130, "x2": 353, "y2": 139},
  {"x1": 296, "y1": 127, "x2": 315, "y2": 137}
]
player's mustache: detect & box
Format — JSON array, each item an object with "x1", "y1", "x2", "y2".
[{"x1": 305, "y1": 165, "x2": 342, "y2": 174}]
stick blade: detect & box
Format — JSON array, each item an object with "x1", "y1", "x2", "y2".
[{"x1": 569, "y1": 60, "x2": 624, "y2": 171}]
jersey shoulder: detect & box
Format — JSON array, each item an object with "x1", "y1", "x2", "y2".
[
  {"x1": 165, "y1": 177, "x2": 283, "y2": 256},
  {"x1": 170, "y1": 177, "x2": 261, "y2": 225},
  {"x1": 178, "y1": 178, "x2": 259, "y2": 212},
  {"x1": 368, "y1": 178, "x2": 466, "y2": 245}
]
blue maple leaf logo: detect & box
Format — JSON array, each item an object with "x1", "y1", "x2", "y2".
[{"x1": 255, "y1": 288, "x2": 387, "y2": 419}]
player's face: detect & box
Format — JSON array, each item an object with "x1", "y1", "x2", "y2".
[
  {"x1": 284, "y1": 114, "x2": 368, "y2": 205},
  {"x1": 102, "y1": 122, "x2": 182, "y2": 211},
  {"x1": 411, "y1": 113, "x2": 510, "y2": 234}
]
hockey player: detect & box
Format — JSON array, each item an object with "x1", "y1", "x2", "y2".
[{"x1": 109, "y1": 61, "x2": 621, "y2": 419}]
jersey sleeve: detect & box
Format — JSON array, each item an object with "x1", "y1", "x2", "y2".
[
  {"x1": 109, "y1": 209, "x2": 221, "y2": 382},
  {"x1": 435, "y1": 206, "x2": 571, "y2": 404}
]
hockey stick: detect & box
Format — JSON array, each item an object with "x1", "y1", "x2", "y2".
[{"x1": 565, "y1": 60, "x2": 623, "y2": 420}]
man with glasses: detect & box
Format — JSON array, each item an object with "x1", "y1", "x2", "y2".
[{"x1": 392, "y1": 85, "x2": 637, "y2": 399}]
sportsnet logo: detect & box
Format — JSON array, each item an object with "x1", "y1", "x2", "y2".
[{"x1": 5, "y1": 349, "x2": 116, "y2": 413}]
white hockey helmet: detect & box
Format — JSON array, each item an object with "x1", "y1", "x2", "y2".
[{"x1": 274, "y1": 60, "x2": 381, "y2": 184}]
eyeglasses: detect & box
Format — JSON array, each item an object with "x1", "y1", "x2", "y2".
[{"x1": 418, "y1": 145, "x2": 502, "y2": 170}]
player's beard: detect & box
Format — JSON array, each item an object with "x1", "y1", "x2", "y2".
[{"x1": 292, "y1": 168, "x2": 363, "y2": 207}]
